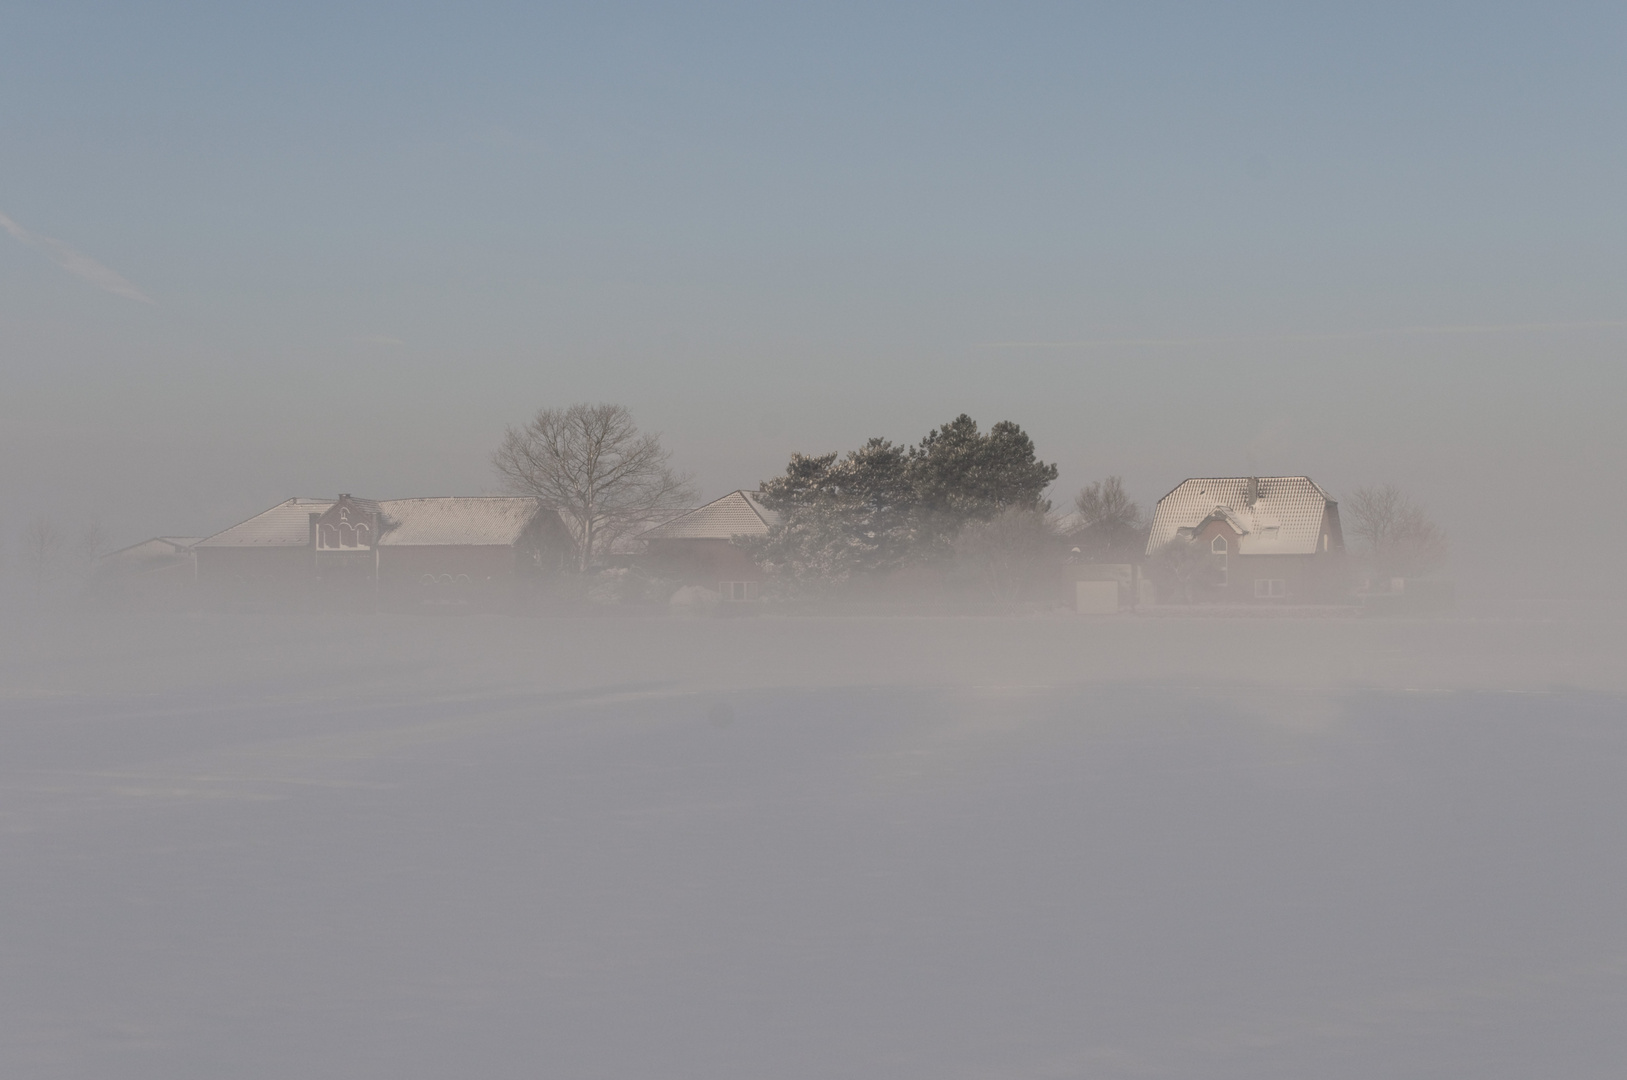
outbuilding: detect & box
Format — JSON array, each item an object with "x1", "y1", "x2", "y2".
[{"x1": 636, "y1": 490, "x2": 777, "y2": 601}]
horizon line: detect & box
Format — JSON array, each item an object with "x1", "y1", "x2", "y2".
[{"x1": 976, "y1": 319, "x2": 1627, "y2": 349}]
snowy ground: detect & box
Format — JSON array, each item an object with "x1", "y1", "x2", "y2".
[{"x1": 2, "y1": 612, "x2": 1625, "y2": 1078}]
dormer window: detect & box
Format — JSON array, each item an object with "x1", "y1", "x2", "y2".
[{"x1": 318, "y1": 511, "x2": 371, "y2": 549}]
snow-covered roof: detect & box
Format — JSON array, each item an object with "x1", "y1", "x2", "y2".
[
  {"x1": 1146, "y1": 477, "x2": 1333, "y2": 556},
  {"x1": 555, "y1": 507, "x2": 695, "y2": 554},
  {"x1": 196, "y1": 499, "x2": 333, "y2": 547},
  {"x1": 376, "y1": 497, "x2": 543, "y2": 547},
  {"x1": 637, "y1": 491, "x2": 779, "y2": 541}
]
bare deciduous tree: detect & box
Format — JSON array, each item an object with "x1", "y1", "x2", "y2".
[
  {"x1": 953, "y1": 506, "x2": 1062, "y2": 603},
  {"x1": 75, "y1": 522, "x2": 112, "y2": 574},
  {"x1": 1346, "y1": 484, "x2": 1448, "y2": 579},
  {"x1": 23, "y1": 517, "x2": 64, "y2": 586},
  {"x1": 1069, "y1": 476, "x2": 1147, "y2": 560},
  {"x1": 493, "y1": 403, "x2": 695, "y2": 573},
  {"x1": 1147, "y1": 536, "x2": 1219, "y2": 603}
]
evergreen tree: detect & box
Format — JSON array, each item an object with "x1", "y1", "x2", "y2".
[
  {"x1": 906, "y1": 415, "x2": 1058, "y2": 558},
  {"x1": 749, "y1": 439, "x2": 914, "y2": 591},
  {"x1": 748, "y1": 415, "x2": 1058, "y2": 593}
]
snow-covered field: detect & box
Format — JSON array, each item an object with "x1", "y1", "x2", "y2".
[{"x1": 2, "y1": 612, "x2": 1625, "y2": 1078}]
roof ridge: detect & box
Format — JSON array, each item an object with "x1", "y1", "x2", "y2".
[{"x1": 733, "y1": 489, "x2": 772, "y2": 529}]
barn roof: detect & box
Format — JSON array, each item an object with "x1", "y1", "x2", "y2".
[
  {"x1": 637, "y1": 491, "x2": 778, "y2": 541},
  {"x1": 99, "y1": 536, "x2": 201, "y2": 569},
  {"x1": 106, "y1": 536, "x2": 201, "y2": 558},
  {"x1": 376, "y1": 497, "x2": 544, "y2": 547},
  {"x1": 1146, "y1": 477, "x2": 1333, "y2": 556},
  {"x1": 195, "y1": 499, "x2": 333, "y2": 547},
  {"x1": 556, "y1": 507, "x2": 695, "y2": 554}
]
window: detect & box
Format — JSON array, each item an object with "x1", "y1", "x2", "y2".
[
  {"x1": 1211, "y1": 535, "x2": 1228, "y2": 586},
  {"x1": 1322, "y1": 534, "x2": 1329, "y2": 552},
  {"x1": 1211, "y1": 536, "x2": 1228, "y2": 553},
  {"x1": 319, "y1": 517, "x2": 370, "y2": 549},
  {"x1": 1254, "y1": 578, "x2": 1288, "y2": 598},
  {"x1": 720, "y1": 581, "x2": 758, "y2": 602}
]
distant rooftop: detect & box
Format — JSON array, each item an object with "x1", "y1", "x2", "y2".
[
  {"x1": 638, "y1": 491, "x2": 778, "y2": 541},
  {"x1": 1146, "y1": 477, "x2": 1334, "y2": 556},
  {"x1": 376, "y1": 497, "x2": 545, "y2": 547},
  {"x1": 195, "y1": 499, "x2": 334, "y2": 547}
]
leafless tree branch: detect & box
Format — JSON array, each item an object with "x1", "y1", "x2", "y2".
[{"x1": 493, "y1": 403, "x2": 695, "y2": 572}]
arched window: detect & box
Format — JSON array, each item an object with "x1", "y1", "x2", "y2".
[
  {"x1": 319, "y1": 523, "x2": 339, "y2": 548},
  {"x1": 339, "y1": 522, "x2": 356, "y2": 547},
  {"x1": 1211, "y1": 535, "x2": 1228, "y2": 554},
  {"x1": 353, "y1": 523, "x2": 370, "y2": 547}
]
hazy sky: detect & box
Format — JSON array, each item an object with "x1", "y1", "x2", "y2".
[{"x1": 3, "y1": 2, "x2": 1624, "y2": 589}]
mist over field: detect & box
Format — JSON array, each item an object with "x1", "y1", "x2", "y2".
[
  {"x1": 4, "y1": 612, "x2": 1627, "y2": 1078},
  {"x1": 5, "y1": 2, "x2": 1627, "y2": 1077}
]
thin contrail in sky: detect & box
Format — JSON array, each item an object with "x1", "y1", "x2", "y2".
[
  {"x1": 0, "y1": 209, "x2": 153, "y2": 303},
  {"x1": 977, "y1": 320, "x2": 1627, "y2": 349}
]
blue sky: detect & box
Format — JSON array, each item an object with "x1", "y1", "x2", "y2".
[{"x1": 3, "y1": 2, "x2": 1624, "y2": 586}]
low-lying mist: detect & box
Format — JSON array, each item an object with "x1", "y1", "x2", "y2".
[{"x1": 2, "y1": 607, "x2": 1624, "y2": 1079}]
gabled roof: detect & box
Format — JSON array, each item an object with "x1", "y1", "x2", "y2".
[
  {"x1": 99, "y1": 536, "x2": 201, "y2": 568},
  {"x1": 321, "y1": 495, "x2": 382, "y2": 518},
  {"x1": 376, "y1": 497, "x2": 544, "y2": 546},
  {"x1": 637, "y1": 491, "x2": 779, "y2": 541},
  {"x1": 107, "y1": 536, "x2": 201, "y2": 557},
  {"x1": 196, "y1": 499, "x2": 333, "y2": 547},
  {"x1": 1146, "y1": 477, "x2": 1333, "y2": 556},
  {"x1": 557, "y1": 507, "x2": 695, "y2": 554}
]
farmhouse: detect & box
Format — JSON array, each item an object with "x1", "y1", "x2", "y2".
[
  {"x1": 194, "y1": 494, "x2": 571, "y2": 606},
  {"x1": 194, "y1": 498, "x2": 334, "y2": 596},
  {"x1": 636, "y1": 490, "x2": 778, "y2": 601},
  {"x1": 99, "y1": 536, "x2": 201, "y2": 574},
  {"x1": 1146, "y1": 476, "x2": 1345, "y2": 602},
  {"x1": 372, "y1": 496, "x2": 572, "y2": 604},
  {"x1": 90, "y1": 535, "x2": 202, "y2": 604}
]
